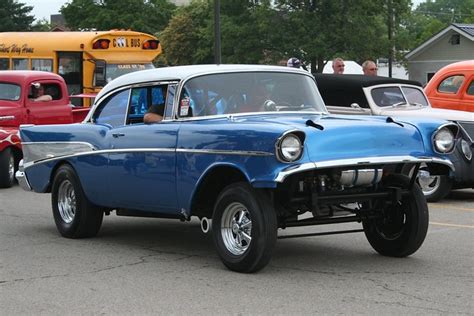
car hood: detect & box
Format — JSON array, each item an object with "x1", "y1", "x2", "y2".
[
  {"x1": 233, "y1": 113, "x2": 429, "y2": 162},
  {"x1": 379, "y1": 106, "x2": 474, "y2": 122}
]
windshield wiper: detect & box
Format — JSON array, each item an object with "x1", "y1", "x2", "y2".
[{"x1": 390, "y1": 102, "x2": 409, "y2": 108}]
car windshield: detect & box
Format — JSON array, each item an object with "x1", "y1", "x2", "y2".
[
  {"x1": 371, "y1": 86, "x2": 428, "y2": 107},
  {"x1": 0, "y1": 83, "x2": 21, "y2": 102},
  {"x1": 105, "y1": 63, "x2": 155, "y2": 83},
  {"x1": 179, "y1": 71, "x2": 327, "y2": 117}
]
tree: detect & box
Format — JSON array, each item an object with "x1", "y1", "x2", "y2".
[
  {"x1": 0, "y1": 0, "x2": 35, "y2": 31},
  {"x1": 159, "y1": 1, "x2": 213, "y2": 65},
  {"x1": 60, "y1": 0, "x2": 176, "y2": 33},
  {"x1": 274, "y1": 0, "x2": 394, "y2": 73}
]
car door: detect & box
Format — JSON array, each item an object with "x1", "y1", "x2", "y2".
[
  {"x1": 459, "y1": 75, "x2": 474, "y2": 112},
  {"x1": 25, "y1": 79, "x2": 73, "y2": 124},
  {"x1": 94, "y1": 84, "x2": 179, "y2": 213}
]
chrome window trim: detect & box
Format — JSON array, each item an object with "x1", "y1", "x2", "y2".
[{"x1": 275, "y1": 156, "x2": 454, "y2": 182}]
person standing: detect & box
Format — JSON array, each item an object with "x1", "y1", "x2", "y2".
[
  {"x1": 332, "y1": 58, "x2": 345, "y2": 74},
  {"x1": 362, "y1": 60, "x2": 378, "y2": 76}
]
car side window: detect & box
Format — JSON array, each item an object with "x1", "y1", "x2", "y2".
[
  {"x1": 93, "y1": 89, "x2": 130, "y2": 127},
  {"x1": 128, "y1": 84, "x2": 167, "y2": 124},
  {"x1": 437, "y1": 75, "x2": 464, "y2": 94},
  {"x1": 467, "y1": 80, "x2": 474, "y2": 96}
]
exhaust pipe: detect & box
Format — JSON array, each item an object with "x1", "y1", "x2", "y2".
[{"x1": 200, "y1": 217, "x2": 212, "y2": 234}]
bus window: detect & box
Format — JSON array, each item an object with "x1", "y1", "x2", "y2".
[
  {"x1": 32, "y1": 59, "x2": 53, "y2": 72},
  {"x1": 13, "y1": 58, "x2": 28, "y2": 70},
  {"x1": 0, "y1": 58, "x2": 9, "y2": 70},
  {"x1": 105, "y1": 63, "x2": 154, "y2": 83}
]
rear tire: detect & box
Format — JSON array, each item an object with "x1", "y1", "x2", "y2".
[
  {"x1": 363, "y1": 174, "x2": 429, "y2": 257},
  {"x1": 0, "y1": 148, "x2": 16, "y2": 188},
  {"x1": 51, "y1": 164, "x2": 103, "y2": 238},
  {"x1": 212, "y1": 182, "x2": 277, "y2": 273}
]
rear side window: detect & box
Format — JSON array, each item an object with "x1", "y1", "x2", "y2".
[
  {"x1": 438, "y1": 75, "x2": 464, "y2": 94},
  {"x1": 93, "y1": 89, "x2": 130, "y2": 127},
  {"x1": 128, "y1": 85, "x2": 168, "y2": 124},
  {"x1": 467, "y1": 81, "x2": 474, "y2": 96},
  {"x1": 0, "y1": 83, "x2": 21, "y2": 101}
]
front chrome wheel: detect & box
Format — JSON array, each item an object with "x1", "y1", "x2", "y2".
[
  {"x1": 57, "y1": 179, "x2": 76, "y2": 223},
  {"x1": 417, "y1": 169, "x2": 440, "y2": 196},
  {"x1": 221, "y1": 202, "x2": 252, "y2": 255}
]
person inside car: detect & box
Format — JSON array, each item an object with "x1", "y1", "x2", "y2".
[{"x1": 32, "y1": 85, "x2": 53, "y2": 102}]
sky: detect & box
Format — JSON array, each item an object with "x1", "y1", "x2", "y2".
[
  {"x1": 22, "y1": 0, "x2": 68, "y2": 21},
  {"x1": 22, "y1": 0, "x2": 426, "y2": 22}
]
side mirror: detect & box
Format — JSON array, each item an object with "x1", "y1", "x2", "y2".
[{"x1": 94, "y1": 60, "x2": 107, "y2": 87}]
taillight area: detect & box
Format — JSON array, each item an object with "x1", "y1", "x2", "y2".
[
  {"x1": 142, "y1": 40, "x2": 160, "y2": 50},
  {"x1": 93, "y1": 39, "x2": 110, "y2": 49}
]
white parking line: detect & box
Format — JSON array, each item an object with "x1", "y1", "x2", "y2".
[{"x1": 429, "y1": 221, "x2": 474, "y2": 229}]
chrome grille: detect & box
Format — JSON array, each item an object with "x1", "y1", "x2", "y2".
[{"x1": 458, "y1": 121, "x2": 474, "y2": 141}]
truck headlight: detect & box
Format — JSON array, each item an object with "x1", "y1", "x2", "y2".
[
  {"x1": 277, "y1": 133, "x2": 303, "y2": 162},
  {"x1": 433, "y1": 127, "x2": 455, "y2": 153},
  {"x1": 461, "y1": 139, "x2": 472, "y2": 161}
]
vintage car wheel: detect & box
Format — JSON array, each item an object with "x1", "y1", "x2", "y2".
[
  {"x1": 51, "y1": 164, "x2": 103, "y2": 238},
  {"x1": 0, "y1": 148, "x2": 16, "y2": 188},
  {"x1": 363, "y1": 174, "x2": 428, "y2": 257},
  {"x1": 409, "y1": 164, "x2": 452, "y2": 202},
  {"x1": 212, "y1": 182, "x2": 277, "y2": 273}
]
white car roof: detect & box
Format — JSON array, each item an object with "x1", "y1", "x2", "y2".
[{"x1": 96, "y1": 64, "x2": 308, "y2": 102}]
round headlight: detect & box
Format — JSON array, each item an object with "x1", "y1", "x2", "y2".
[
  {"x1": 278, "y1": 134, "x2": 303, "y2": 162},
  {"x1": 433, "y1": 127, "x2": 455, "y2": 153},
  {"x1": 461, "y1": 139, "x2": 472, "y2": 161}
]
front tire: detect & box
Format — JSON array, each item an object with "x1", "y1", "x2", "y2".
[
  {"x1": 0, "y1": 148, "x2": 16, "y2": 188},
  {"x1": 51, "y1": 164, "x2": 103, "y2": 238},
  {"x1": 363, "y1": 174, "x2": 429, "y2": 257},
  {"x1": 212, "y1": 182, "x2": 277, "y2": 273}
]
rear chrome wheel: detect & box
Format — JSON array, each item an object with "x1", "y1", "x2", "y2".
[
  {"x1": 52, "y1": 164, "x2": 103, "y2": 238},
  {"x1": 57, "y1": 180, "x2": 76, "y2": 223}
]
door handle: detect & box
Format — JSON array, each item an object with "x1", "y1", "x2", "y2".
[{"x1": 112, "y1": 133, "x2": 125, "y2": 138}]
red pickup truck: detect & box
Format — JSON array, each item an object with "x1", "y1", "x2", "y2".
[{"x1": 0, "y1": 71, "x2": 90, "y2": 187}]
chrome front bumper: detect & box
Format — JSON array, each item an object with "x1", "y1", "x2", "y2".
[{"x1": 15, "y1": 159, "x2": 32, "y2": 191}]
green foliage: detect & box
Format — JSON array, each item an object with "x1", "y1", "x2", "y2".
[
  {"x1": 61, "y1": 0, "x2": 176, "y2": 33},
  {"x1": 0, "y1": 0, "x2": 35, "y2": 31},
  {"x1": 31, "y1": 18, "x2": 52, "y2": 31}
]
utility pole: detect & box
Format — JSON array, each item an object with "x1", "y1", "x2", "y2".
[
  {"x1": 214, "y1": 0, "x2": 221, "y2": 64},
  {"x1": 387, "y1": 0, "x2": 393, "y2": 78}
]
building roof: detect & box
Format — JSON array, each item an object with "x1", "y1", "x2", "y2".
[{"x1": 405, "y1": 23, "x2": 474, "y2": 59}]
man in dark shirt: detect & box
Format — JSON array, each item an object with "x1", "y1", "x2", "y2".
[{"x1": 144, "y1": 103, "x2": 164, "y2": 123}]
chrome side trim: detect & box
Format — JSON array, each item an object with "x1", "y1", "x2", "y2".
[
  {"x1": 176, "y1": 148, "x2": 273, "y2": 156},
  {"x1": 275, "y1": 156, "x2": 454, "y2": 182},
  {"x1": 22, "y1": 143, "x2": 273, "y2": 169},
  {"x1": 22, "y1": 142, "x2": 97, "y2": 165}
]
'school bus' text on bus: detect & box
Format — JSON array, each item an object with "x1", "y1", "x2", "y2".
[{"x1": 0, "y1": 30, "x2": 161, "y2": 106}]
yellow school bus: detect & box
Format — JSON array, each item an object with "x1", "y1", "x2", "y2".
[{"x1": 0, "y1": 30, "x2": 161, "y2": 105}]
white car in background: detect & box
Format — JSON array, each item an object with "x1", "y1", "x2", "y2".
[{"x1": 315, "y1": 74, "x2": 474, "y2": 202}]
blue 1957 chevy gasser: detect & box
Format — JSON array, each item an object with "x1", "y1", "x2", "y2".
[{"x1": 16, "y1": 65, "x2": 458, "y2": 272}]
